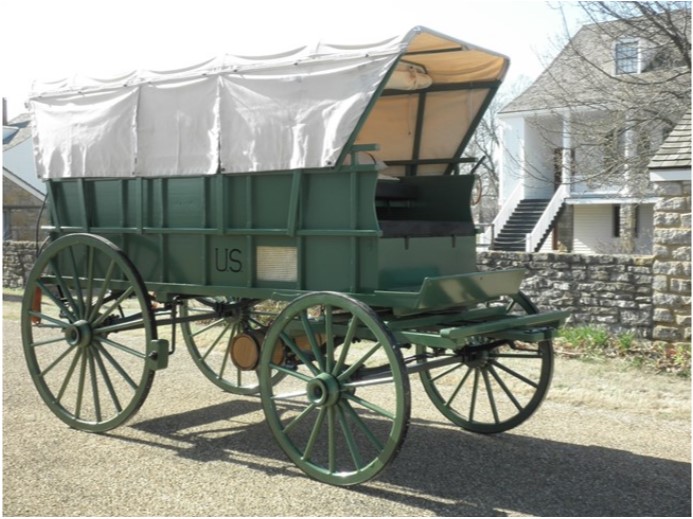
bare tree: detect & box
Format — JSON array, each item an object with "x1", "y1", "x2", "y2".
[
  {"x1": 467, "y1": 76, "x2": 532, "y2": 224},
  {"x1": 532, "y1": 1, "x2": 691, "y2": 196},
  {"x1": 495, "y1": 2, "x2": 690, "y2": 253}
]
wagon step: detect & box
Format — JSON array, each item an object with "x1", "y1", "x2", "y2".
[
  {"x1": 439, "y1": 309, "x2": 570, "y2": 342},
  {"x1": 375, "y1": 269, "x2": 528, "y2": 314},
  {"x1": 395, "y1": 308, "x2": 569, "y2": 348}
]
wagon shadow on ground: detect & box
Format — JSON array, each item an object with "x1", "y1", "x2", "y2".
[{"x1": 109, "y1": 398, "x2": 691, "y2": 517}]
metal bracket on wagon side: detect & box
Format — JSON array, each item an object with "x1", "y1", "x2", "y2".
[{"x1": 147, "y1": 339, "x2": 170, "y2": 370}]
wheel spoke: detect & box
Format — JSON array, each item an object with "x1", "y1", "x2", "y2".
[
  {"x1": 337, "y1": 341, "x2": 381, "y2": 382},
  {"x1": 431, "y1": 361, "x2": 463, "y2": 383},
  {"x1": 481, "y1": 368, "x2": 500, "y2": 424},
  {"x1": 469, "y1": 369, "x2": 480, "y2": 422},
  {"x1": 201, "y1": 321, "x2": 234, "y2": 361},
  {"x1": 92, "y1": 346, "x2": 123, "y2": 412},
  {"x1": 487, "y1": 364, "x2": 523, "y2": 412},
  {"x1": 283, "y1": 402, "x2": 318, "y2": 434},
  {"x1": 94, "y1": 342, "x2": 138, "y2": 390},
  {"x1": 333, "y1": 315, "x2": 359, "y2": 376},
  {"x1": 48, "y1": 258, "x2": 80, "y2": 319},
  {"x1": 84, "y1": 247, "x2": 95, "y2": 319},
  {"x1": 281, "y1": 332, "x2": 319, "y2": 376},
  {"x1": 489, "y1": 358, "x2": 539, "y2": 388},
  {"x1": 35, "y1": 280, "x2": 77, "y2": 322},
  {"x1": 88, "y1": 349, "x2": 102, "y2": 422},
  {"x1": 302, "y1": 406, "x2": 327, "y2": 462},
  {"x1": 67, "y1": 245, "x2": 86, "y2": 318},
  {"x1": 92, "y1": 286, "x2": 135, "y2": 327},
  {"x1": 28, "y1": 310, "x2": 71, "y2": 329},
  {"x1": 324, "y1": 305, "x2": 335, "y2": 373},
  {"x1": 340, "y1": 400, "x2": 384, "y2": 451},
  {"x1": 324, "y1": 407, "x2": 335, "y2": 473},
  {"x1": 40, "y1": 343, "x2": 78, "y2": 378},
  {"x1": 30, "y1": 336, "x2": 69, "y2": 348},
  {"x1": 445, "y1": 365, "x2": 473, "y2": 407},
  {"x1": 271, "y1": 363, "x2": 313, "y2": 383},
  {"x1": 300, "y1": 310, "x2": 324, "y2": 372},
  {"x1": 344, "y1": 392, "x2": 395, "y2": 420},
  {"x1": 192, "y1": 317, "x2": 229, "y2": 340},
  {"x1": 97, "y1": 336, "x2": 147, "y2": 360},
  {"x1": 56, "y1": 348, "x2": 82, "y2": 402},
  {"x1": 337, "y1": 404, "x2": 364, "y2": 470},
  {"x1": 74, "y1": 349, "x2": 88, "y2": 419},
  {"x1": 215, "y1": 323, "x2": 236, "y2": 378},
  {"x1": 88, "y1": 259, "x2": 117, "y2": 322}
]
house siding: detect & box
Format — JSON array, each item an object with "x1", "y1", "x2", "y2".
[
  {"x1": 573, "y1": 204, "x2": 616, "y2": 253},
  {"x1": 572, "y1": 203, "x2": 654, "y2": 254}
]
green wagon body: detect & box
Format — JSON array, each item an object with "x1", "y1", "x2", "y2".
[
  {"x1": 23, "y1": 27, "x2": 568, "y2": 486},
  {"x1": 45, "y1": 163, "x2": 484, "y2": 302}
]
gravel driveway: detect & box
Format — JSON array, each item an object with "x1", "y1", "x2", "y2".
[{"x1": 3, "y1": 298, "x2": 690, "y2": 516}]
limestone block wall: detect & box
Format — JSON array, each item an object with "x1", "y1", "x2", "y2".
[
  {"x1": 2, "y1": 241, "x2": 39, "y2": 288},
  {"x1": 478, "y1": 251, "x2": 654, "y2": 339},
  {"x1": 651, "y1": 180, "x2": 692, "y2": 343}
]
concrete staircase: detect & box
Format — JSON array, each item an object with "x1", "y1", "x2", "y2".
[{"x1": 491, "y1": 199, "x2": 550, "y2": 251}]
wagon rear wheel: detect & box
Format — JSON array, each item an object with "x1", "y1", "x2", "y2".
[
  {"x1": 21, "y1": 234, "x2": 157, "y2": 432},
  {"x1": 418, "y1": 292, "x2": 554, "y2": 434},
  {"x1": 259, "y1": 292, "x2": 410, "y2": 486},
  {"x1": 180, "y1": 298, "x2": 284, "y2": 395}
]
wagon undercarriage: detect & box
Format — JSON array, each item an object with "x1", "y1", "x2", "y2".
[{"x1": 23, "y1": 232, "x2": 564, "y2": 484}]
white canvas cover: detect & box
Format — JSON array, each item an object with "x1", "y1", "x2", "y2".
[{"x1": 29, "y1": 27, "x2": 508, "y2": 178}]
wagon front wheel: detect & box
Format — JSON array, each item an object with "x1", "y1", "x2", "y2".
[
  {"x1": 418, "y1": 292, "x2": 554, "y2": 434},
  {"x1": 21, "y1": 234, "x2": 157, "y2": 432},
  {"x1": 259, "y1": 292, "x2": 410, "y2": 486}
]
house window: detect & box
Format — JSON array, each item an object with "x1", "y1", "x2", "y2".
[
  {"x1": 612, "y1": 205, "x2": 621, "y2": 238},
  {"x1": 615, "y1": 39, "x2": 639, "y2": 74}
]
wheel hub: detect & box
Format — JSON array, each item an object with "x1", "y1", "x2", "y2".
[
  {"x1": 306, "y1": 373, "x2": 340, "y2": 407},
  {"x1": 463, "y1": 349, "x2": 489, "y2": 369},
  {"x1": 65, "y1": 320, "x2": 93, "y2": 348}
]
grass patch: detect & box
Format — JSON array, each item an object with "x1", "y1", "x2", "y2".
[{"x1": 556, "y1": 325, "x2": 690, "y2": 377}]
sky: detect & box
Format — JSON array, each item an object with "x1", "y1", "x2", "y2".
[{"x1": 2, "y1": 0, "x2": 584, "y2": 120}]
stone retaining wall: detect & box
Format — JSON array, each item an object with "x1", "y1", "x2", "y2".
[
  {"x1": 478, "y1": 251, "x2": 655, "y2": 340},
  {"x1": 3, "y1": 241, "x2": 38, "y2": 289},
  {"x1": 3, "y1": 240, "x2": 688, "y2": 344}
]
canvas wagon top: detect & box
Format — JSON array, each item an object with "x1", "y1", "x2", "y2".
[{"x1": 29, "y1": 26, "x2": 508, "y2": 179}]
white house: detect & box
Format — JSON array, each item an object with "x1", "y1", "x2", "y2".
[{"x1": 492, "y1": 11, "x2": 690, "y2": 254}]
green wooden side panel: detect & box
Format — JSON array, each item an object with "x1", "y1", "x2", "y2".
[
  {"x1": 45, "y1": 165, "x2": 490, "y2": 309},
  {"x1": 378, "y1": 236, "x2": 477, "y2": 290}
]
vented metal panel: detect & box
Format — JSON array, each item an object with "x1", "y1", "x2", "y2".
[{"x1": 256, "y1": 246, "x2": 298, "y2": 282}]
